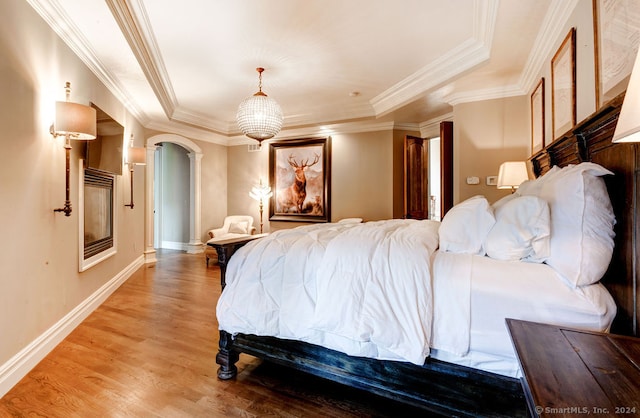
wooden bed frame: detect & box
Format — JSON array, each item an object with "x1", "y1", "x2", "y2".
[{"x1": 215, "y1": 92, "x2": 638, "y2": 417}]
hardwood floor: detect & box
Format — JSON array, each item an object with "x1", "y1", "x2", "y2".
[{"x1": 0, "y1": 250, "x2": 428, "y2": 417}]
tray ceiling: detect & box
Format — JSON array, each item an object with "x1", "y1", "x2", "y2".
[{"x1": 28, "y1": 0, "x2": 574, "y2": 144}]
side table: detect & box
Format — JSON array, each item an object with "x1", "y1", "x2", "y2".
[
  {"x1": 506, "y1": 318, "x2": 640, "y2": 417},
  {"x1": 207, "y1": 233, "x2": 267, "y2": 289}
]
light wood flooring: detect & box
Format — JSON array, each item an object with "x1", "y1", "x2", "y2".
[{"x1": 0, "y1": 250, "x2": 427, "y2": 417}]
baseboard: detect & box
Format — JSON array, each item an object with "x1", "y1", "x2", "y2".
[
  {"x1": 160, "y1": 240, "x2": 188, "y2": 251},
  {"x1": 0, "y1": 255, "x2": 144, "y2": 398}
]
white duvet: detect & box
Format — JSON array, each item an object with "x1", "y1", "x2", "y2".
[
  {"x1": 216, "y1": 219, "x2": 616, "y2": 375},
  {"x1": 216, "y1": 219, "x2": 444, "y2": 365}
]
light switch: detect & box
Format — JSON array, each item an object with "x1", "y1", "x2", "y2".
[
  {"x1": 486, "y1": 176, "x2": 498, "y2": 186},
  {"x1": 466, "y1": 176, "x2": 480, "y2": 185}
]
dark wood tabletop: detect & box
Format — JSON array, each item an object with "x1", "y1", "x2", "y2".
[
  {"x1": 208, "y1": 233, "x2": 267, "y2": 288},
  {"x1": 506, "y1": 318, "x2": 640, "y2": 417}
]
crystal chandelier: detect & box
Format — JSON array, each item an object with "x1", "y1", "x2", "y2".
[{"x1": 236, "y1": 67, "x2": 283, "y2": 143}]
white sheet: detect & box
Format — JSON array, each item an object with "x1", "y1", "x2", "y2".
[
  {"x1": 430, "y1": 253, "x2": 617, "y2": 377},
  {"x1": 431, "y1": 251, "x2": 472, "y2": 355}
]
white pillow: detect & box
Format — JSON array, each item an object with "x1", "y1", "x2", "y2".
[
  {"x1": 439, "y1": 195, "x2": 495, "y2": 255},
  {"x1": 518, "y1": 163, "x2": 615, "y2": 287},
  {"x1": 228, "y1": 221, "x2": 249, "y2": 234},
  {"x1": 491, "y1": 193, "x2": 518, "y2": 212},
  {"x1": 485, "y1": 196, "x2": 550, "y2": 262},
  {"x1": 516, "y1": 165, "x2": 561, "y2": 197},
  {"x1": 338, "y1": 217, "x2": 363, "y2": 224}
]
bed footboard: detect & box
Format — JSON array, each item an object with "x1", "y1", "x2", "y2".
[
  {"x1": 216, "y1": 332, "x2": 527, "y2": 417},
  {"x1": 213, "y1": 233, "x2": 526, "y2": 415},
  {"x1": 216, "y1": 330, "x2": 239, "y2": 380}
]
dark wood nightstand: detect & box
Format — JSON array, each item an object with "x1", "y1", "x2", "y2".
[
  {"x1": 207, "y1": 233, "x2": 267, "y2": 289},
  {"x1": 506, "y1": 319, "x2": 640, "y2": 417}
]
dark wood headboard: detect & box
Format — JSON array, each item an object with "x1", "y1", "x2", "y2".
[{"x1": 529, "y1": 92, "x2": 639, "y2": 336}]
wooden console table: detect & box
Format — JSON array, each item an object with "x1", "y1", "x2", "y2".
[
  {"x1": 207, "y1": 234, "x2": 267, "y2": 289},
  {"x1": 506, "y1": 319, "x2": 640, "y2": 417}
]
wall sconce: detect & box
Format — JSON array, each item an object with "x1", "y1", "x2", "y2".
[
  {"x1": 50, "y1": 82, "x2": 97, "y2": 216},
  {"x1": 497, "y1": 161, "x2": 529, "y2": 193},
  {"x1": 612, "y1": 44, "x2": 640, "y2": 143},
  {"x1": 125, "y1": 135, "x2": 147, "y2": 209},
  {"x1": 249, "y1": 179, "x2": 273, "y2": 234}
]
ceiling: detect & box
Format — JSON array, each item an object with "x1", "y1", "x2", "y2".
[{"x1": 28, "y1": 0, "x2": 577, "y2": 144}]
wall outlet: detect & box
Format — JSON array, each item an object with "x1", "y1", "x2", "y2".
[{"x1": 466, "y1": 176, "x2": 480, "y2": 185}]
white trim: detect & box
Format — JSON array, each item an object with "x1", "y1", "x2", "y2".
[
  {"x1": 146, "y1": 134, "x2": 203, "y2": 262},
  {"x1": 369, "y1": 0, "x2": 497, "y2": 116},
  {"x1": 160, "y1": 240, "x2": 189, "y2": 251},
  {"x1": 0, "y1": 255, "x2": 144, "y2": 398}
]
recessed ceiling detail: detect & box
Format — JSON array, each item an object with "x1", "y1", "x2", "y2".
[{"x1": 28, "y1": 0, "x2": 563, "y2": 144}]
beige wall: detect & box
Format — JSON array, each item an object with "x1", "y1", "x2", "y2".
[
  {"x1": 198, "y1": 140, "x2": 228, "y2": 241},
  {"x1": 226, "y1": 144, "x2": 268, "y2": 231},
  {"x1": 0, "y1": 0, "x2": 144, "y2": 386},
  {"x1": 454, "y1": 96, "x2": 530, "y2": 204},
  {"x1": 453, "y1": 0, "x2": 603, "y2": 205},
  {"x1": 331, "y1": 131, "x2": 395, "y2": 221},
  {"x1": 226, "y1": 131, "x2": 398, "y2": 232}
]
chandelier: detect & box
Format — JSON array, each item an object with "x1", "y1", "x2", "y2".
[{"x1": 236, "y1": 67, "x2": 283, "y2": 143}]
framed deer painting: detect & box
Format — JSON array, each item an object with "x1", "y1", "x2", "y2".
[{"x1": 269, "y1": 137, "x2": 331, "y2": 222}]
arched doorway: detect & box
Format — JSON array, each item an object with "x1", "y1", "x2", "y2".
[{"x1": 144, "y1": 134, "x2": 203, "y2": 263}]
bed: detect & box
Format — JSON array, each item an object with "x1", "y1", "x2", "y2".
[{"x1": 215, "y1": 93, "x2": 638, "y2": 417}]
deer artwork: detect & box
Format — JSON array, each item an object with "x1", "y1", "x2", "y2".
[{"x1": 278, "y1": 153, "x2": 320, "y2": 213}]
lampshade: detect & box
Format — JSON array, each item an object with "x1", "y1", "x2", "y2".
[
  {"x1": 249, "y1": 181, "x2": 273, "y2": 201},
  {"x1": 127, "y1": 147, "x2": 147, "y2": 165},
  {"x1": 237, "y1": 68, "x2": 283, "y2": 141},
  {"x1": 612, "y1": 47, "x2": 640, "y2": 142},
  {"x1": 54, "y1": 101, "x2": 97, "y2": 140},
  {"x1": 497, "y1": 161, "x2": 529, "y2": 190}
]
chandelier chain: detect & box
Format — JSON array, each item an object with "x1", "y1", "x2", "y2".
[{"x1": 257, "y1": 67, "x2": 264, "y2": 93}]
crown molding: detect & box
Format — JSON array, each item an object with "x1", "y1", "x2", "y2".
[
  {"x1": 441, "y1": 0, "x2": 579, "y2": 106},
  {"x1": 106, "y1": 0, "x2": 177, "y2": 118},
  {"x1": 26, "y1": 0, "x2": 149, "y2": 124},
  {"x1": 518, "y1": 0, "x2": 580, "y2": 94},
  {"x1": 281, "y1": 101, "x2": 376, "y2": 129},
  {"x1": 473, "y1": 0, "x2": 499, "y2": 44},
  {"x1": 370, "y1": 0, "x2": 498, "y2": 116},
  {"x1": 370, "y1": 38, "x2": 490, "y2": 117},
  {"x1": 419, "y1": 112, "x2": 454, "y2": 138},
  {"x1": 171, "y1": 107, "x2": 235, "y2": 134},
  {"x1": 393, "y1": 122, "x2": 421, "y2": 132},
  {"x1": 445, "y1": 84, "x2": 525, "y2": 106},
  {"x1": 145, "y1": 119, "x2": 229, "y2": 145}
]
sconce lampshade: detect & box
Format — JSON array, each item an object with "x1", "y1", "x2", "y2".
[
  {"x1": 237, "y1": 68, "x2": 283, "y2": 142},
  {"x1": 497, "y1": 161, "x2": 529, "y2": 191},
  {"x1": 612, "y1": 47, "x2": 640, "y2": 143},
  {"x1": 127, "y1": 147, "x2": 147, "y2": 165},
  {"x1": 54, "y1": 101, "x2": 97, "y2": 140}
]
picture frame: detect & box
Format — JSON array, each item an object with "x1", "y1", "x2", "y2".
[
  {"x1": 269, "y1": 137, "x2": 331, "y2": 222},
  {"x1": 593, "y1": 0, "x2": 640, "y2": 108},
  {"x1": 551, "y1": 28, "x2": 576, "y2": 141},
  {"x1": 530, "y1": 77, "x2": 545, "y2": 153}
]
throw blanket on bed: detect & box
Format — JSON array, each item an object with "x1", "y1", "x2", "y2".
[{"x1": 217, "y1": 219, "x2": 465, "y2": 365}]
